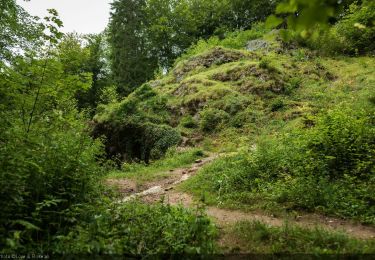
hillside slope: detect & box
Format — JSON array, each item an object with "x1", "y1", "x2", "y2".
[
  {"x1": 96, "y1": 29, "x2": 374, "y2": 156},
  {"x1": 98, "y1": 29, "x2": 375, "y2": 253}
]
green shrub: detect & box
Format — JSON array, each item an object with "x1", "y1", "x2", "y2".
[
  {"x1": 230, "y1": 107, "x2": 266, "y2": 128},
  {"x1": 258, "y1": 58, "x2": 277, "y2": 73},
  {"x1": 271, "y1": 108, "x2": 374, "y2": 219},
  {"x1": 147, "y1": 124, "x2": 182, "y2": 160},
  {"x1": 305, "y1": 108, "x2": 374, "y2": 180},
  {"x1": 335, "y1": 0, "x2": 375, "y2": 54},
  {"x1": 94, "y1": 84, "x2": 179, "y2": 163},
  {"x1": 266, "y1": 108, "x2": 374, "y2": 220},
  {"x1": 292, "y1": 49, "x2": 309, "y2": 62},
  {"x1": 180, "y1": 115, "x2": 198, "y2": 128},
  {"x1": 220, "y1": 23, "x2": 268, "y2": 49},
  {"x1": 99, "y1": 85, "x2": 118, "y2": 105},
  {"x1": 305, "y1": 27, "x2": 345, "y2": 55},
  {"x1": 274, "y1": 174, "x2": 375, "y2": 222},
  {"x1": 95, "y1": 84, "x2": 169, "y2": 125},
  {"x1": 94, "y1": 122, "x2": 181, "y2": 164},
  {"x1": 53, "y1": 201, "x2": 217, "y2": 255},
  {"x1": 285, "y1": 77, "x2": 302, "y2": 94},
  {"x1": 0, "y1": 117, "x2": 104, "y2": 252},
  {"x1": 230, "y1": 112, "x2": 247, "y2": 128},
  {"x1": 200, "y1": 108, "x2": 230, "y2": 132},
  {"x1": 177, "y1": 23, "x2": 268, "y2": 62},
  {"x1": 184, "y1": 153, "x2": 251, "y2": 196},
  {"x1": 303, "y1": 1, "x2": 375, "y2": 55},
  {"x1": 186, "y1": 106, "x2": 375, "y2": 223},
  {"x1": 210, "y1": 94, "x2": 249, "y2": 115},
  {"x1": 270, "y1": 98, "x2": 285, "y2": 112},
  {"x1": 258, "y1": 59, "x2": 269, "y2": 69}
]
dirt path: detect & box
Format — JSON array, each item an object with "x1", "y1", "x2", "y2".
[
  {"x1": 109, "y1": 154, "x2": 375, "y2": 243},
  {"x1": 154, "y1": 191, "x2": 375, "y2": 240},
  {"x1": 111, "y1": 154, "x2": 218, "y2": 202}
]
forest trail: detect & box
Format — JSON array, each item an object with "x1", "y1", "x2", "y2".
[{"x1": 107, "y1": 154, "x2": 375, "y2": 250}]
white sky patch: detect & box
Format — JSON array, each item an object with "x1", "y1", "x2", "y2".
[{"x1": 17, "y1": 0, "x2": 113, "y2": 34}]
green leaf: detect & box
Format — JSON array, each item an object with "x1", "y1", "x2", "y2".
[
  {"x1": 265, "y1": 15, "x2": 283, "y2": 29},
  {"x1": 13, "y1": 220, "x2": 41, "y2": 231},
  {"x1": 276, "y1": 2, "x2": 297, "y2": 14},
  {"x1": 6, "y1": 238, "x2": 17, "y2": 248}
]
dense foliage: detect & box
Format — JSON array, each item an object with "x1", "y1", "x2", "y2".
[
  {"x1": 184, "y1": 106, "x2": 375, "y2": 223},
  {"x1": 94, "y1": 84, "x2": 181, "y2": 163},
  {"x1": 268, "y1": 0, "x2": 375, "y2": 55},
  {"x1": 108, "y1": 0, "x2": 280, "y2": 95},
  {"x1": 54, "y1": 201, "x2": 216, "y2": 255},
  {"x1": 1, "y1": 0, "x2": 374, "y2": 255},
  {"x1": 332, "y1": 0, "x2": 375, "y2": 54},
  {"x1": 0, "y1": 0, "x2": 43, "y2": 61},
  {"x1": 0, "y1": 1, "x2": 214, "y2": 254},
  {"x1": 0, "y1": 4, "x2": 105, "y2": 251}
]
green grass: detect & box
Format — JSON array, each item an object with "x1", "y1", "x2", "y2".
[
  {"x1": 106, "y1": 148, "x2": 205, "y2": 185},
  {"x1": 173, "y1": 46, "x2": 375, "y2": 224},
  {"x1": 179, "y1": 153, "x2": 264, "y2": 210},
  {"x1": 106, "y1": 30, "x2": 375, "y2": 228},
  {"x1": 180, "y1": 122, "x2": 375, "y2": 224},
  {"x1": 179, "y1": 153, "x2": 283, "y2": 214},
  {"x1": 225, "y1": 220, "x2": 375, "y2": 254}
]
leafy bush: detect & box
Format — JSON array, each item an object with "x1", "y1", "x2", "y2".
[
  {"x1": 210, "y1": 94, "x2": 250, "y2": 115},
  {"x1": 335, "y1": 0, "x2": 375, "y2": 54},
  {"x1": 0, "y1": 115, "x2": 104, "y2": 252},
  {"x1": 0, "y1": 35, "x2": 106, "y2": 252},
  {"x1": 94, "y1": 84, "x2": 180, "y2": 163},
  {"x1": 53, "y1": 201, "x2": 217, "y2": 255},
  {"x1": 303, "y1": 108, "x2": 374, "y2": 180},
  {"x1": 99, "y1": 84, "x2": 118, "y2": 105},
  {"x1": 200, "y1": 108, "x2": 230, "y2": 132},
  {"x1": 177, "y1": 23, "x2": 268, "y2": 62},
  {"x1": 146, "y1": 124, "x2": 182, "y2": 159},
  {"x1": 270, "y1": 98, "x2": 285, "y2": 111},
  {"x1": 185, "y1": 106, "x2": 375, "y2": 223},
  {"x1": 95, "y1": 84, "x2": 169, "y2": 125},
  {"x1": 273, "y1": 108, "x2": 375, "y2": 220},
  {"x1": 296, "y1": 1, "x2": 375, "y2": 55},
  {"x1": 229, "y1": 107, "x2": 266, "y2": 128},
  {"x1": 180, "y1": 115, "x2": 198, "y2": 128},
  {"x1": 94, "y1": 122, "x2": 180, "y2": 164},
  {"x1": 220, "y1": 23, "x2": 268, "y2": 49},
  {"x1": 258, "y1": 58, "x2": 277, "y2": 73},
  {"x1": 285, "y1": 77, "x2": 302, "y2": 94}
]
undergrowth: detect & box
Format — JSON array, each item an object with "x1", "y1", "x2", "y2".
[
  {"x1": 229, "y1": 221, "x2": 375, "y2": 254},
  {"x1": 182, "y1": 105, "x2": 375, "y2": 224},
  {"x1": 53, "y1": 200, "x2": 217, "y2": 255}
]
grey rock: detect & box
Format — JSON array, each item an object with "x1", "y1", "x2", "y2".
[
  {"x1": 149, "y1": 80, "x2": 161, "y2": 88},
  {"x1": 246, "y1": 39, "x2": 270, "y2": 52}
]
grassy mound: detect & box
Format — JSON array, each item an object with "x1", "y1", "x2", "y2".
[{"x1": 99, "y1": 27, "x2": 375, "y2": 225}]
